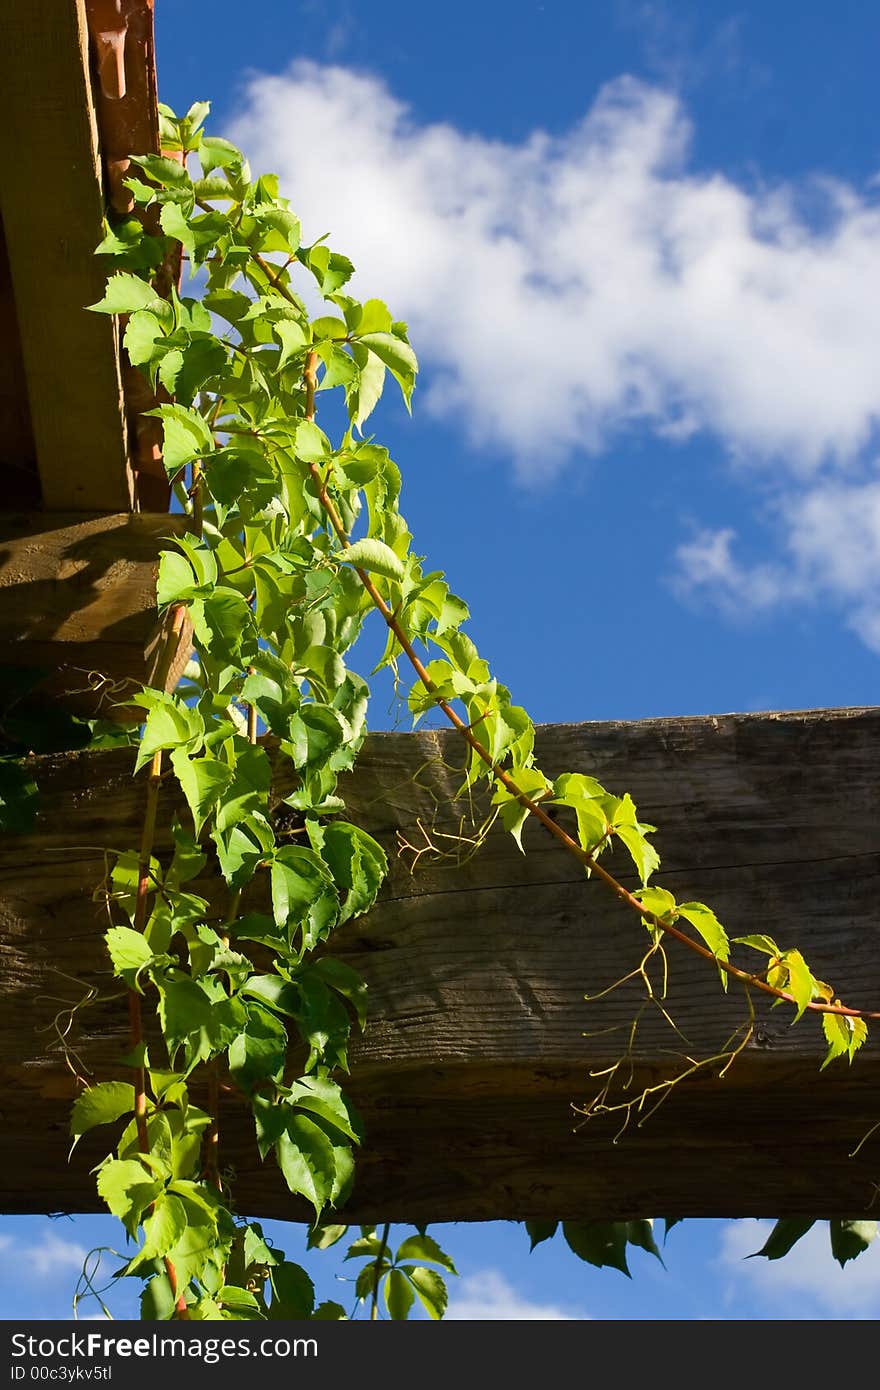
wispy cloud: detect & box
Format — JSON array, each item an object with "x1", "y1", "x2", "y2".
[
  {"x1": 0, "y1": 1229, "x2": 88, "y2": 1282},
  {"x1": 717, "y1": 1219, "x2": 880, "y2": 1318},
  {"x1": 445, "y1": 1269, "x2": 588, "y2": 1320},
  {"x1": 674, "y1": 473, "x2": 880, "y2": 648}
]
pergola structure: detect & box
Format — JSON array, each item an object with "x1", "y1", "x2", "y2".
[{"x1": 0, "y1": 2, "x2": 878, "y2": 1226}]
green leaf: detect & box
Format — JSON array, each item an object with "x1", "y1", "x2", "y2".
[
  {"x1": 343, "y1": 1234, "x2": 384, "y2": 1260},
  {"x1": 524, "y1": 1219, "x2": 558, "y2": 1251},
  {"x1": 144, "y1": 403, "x2": 215, "y2": 476},
  {"x1": 132, "y1": 691, "x2": 202, "y2": 772},
  {"x1": 268, "y1": 1261, "x2": 315, "y2": 1319},
  {"x1": 779, "y1": 948, "x2": 814, "y2": 1021},
  {"x1": 141, "y1": 1193, "x2": 188, "y2": 1260},
  {"x1": 241, "y1": 974, "x2": 300, "y2": 1018},
  {"x1": 625, "y1": 1219, "x2": 664, "y2": 1265},
  {"x1": 311, "y1": 958, "x2": 368, "y2": 1031},
  {"x1": 274, "y1": 1113, "x2": 337, "y2": 1217},
  {"x1": 614, "y1": 822, "x2": 659, "y2": 885},
  {"x1": 211, "y1": 816, "x2": 274, "y2": 888},
  {"x1": 105, "y1": 926, "x2": 153, "y2": 984},
  {"x1": 284, "y1": 705, "x2": 346, "y2": 771},
  {"x1": 217, "y1": 1285, "x2": 261, "y2": 1317},
  {"x1": 821, "y1": 1009, "x2": 868, "y2": 1068},
  {"x1": 563, "y1": 1221, "x2": 630, "y2": 1277},
  {"x1": 96, "y1": 1158, "x2": 162, "y2": 1238},
  {"x1": 131, "y1": 152, "x2": 191, "y2": 186},
  {"x1": 160, "y1": 337, "x2": 227, "y2": 404},
  {"x1": 395, "y1": 1233, "x2": 457, "y2": 1274},
  {"x1": 141, "y1": 1274, "x2": 176, "y2": 1321},
  {"x1": 749, "y1": 1218, "x2": 815, "y2": 1261},
  {"x1": 157, "y1": 549, "x2": 198, "y2": 607},
  {"x1": 294, "y1": 419, "x2": 331, "y2": 462},
  {"x1": 733, "y1": 933, "x2": 781, "y2": 957},
  {"x1": 161, "y1": 1210, "x2": 221, "y2": 1287},
  {"x1": 311, "y1": 1300, "x2": 347, "y2": 1320},
  {"x1": 258, "y1": 207, "x2": 302, "y2": 254},
  {"x1": 199, "y1": 136, "x2": 246, "y2": 174},
  {"x1": 358, "y1": 332, "x2": 418, "y2": 407},
  {"x1": 632, "y1": 885, "x2": 677, "y2": 929},
  {"x1": 307, "y1": 1223, "x2": 348, "y2": 1251},
  {"x1": 341, "y1": 538, "x2": 404, "y2": 581},
  {"x1": 829, "y1": 1218, "x2": 877, "y2": 1268},
  {"x1": 677, "y1": 902, "x2": 730, "y2": 963},
  {"x1": 404, "y1": 1266, "x2": 447, "y2": 1320},
  {"x1": 270, "y1": 845, "x2": 336, "y2": 931},
  {"x1": 319, "y1": 822, "x2": 388, "y2": 924},
  {"x1": 355, "y1": 299, "x2": 393, "y2": 335},
  {"x1": 156, "y1": 975, "x2": 243, "y2": 1065},
  {"x1": 275, "y1": 319, "x2": 309, "y2": 368},
  {"x1": 69, "y1": 1081, "x2": 135, "y2": 1147},
  {"x1": 123, "y1": 309, "x2": 166, "y2": 366},
  {"x1": 240, "y1": 1224, "x2": 279, "y2": 1273},
  {"x1": 88, "y1": 272, "x2": 164, "y2": 315},
  {"x1": 228, "y1": 1005, "x2": 289, "y2": 1093},
  {"x1": 189, "y1": 586, "x2": 256, "y2": 665},
  {"x1": 349, "y1": 343, "x2": 386, "y2": 428},
  {"x1": 170, "y1": 748, "x2": 233, "y2": 837},
  {"x1": 385, "y1": 1268, "x2": 415, "y2": 1320},
  {"x1": 288, "y1": 1076, "x2": 360, "y2": 1143},
  {"x1": 214, "y1": 742, "x2": 272, "y2": 834},
  {"x1": 311, "y1": 315, "x2": 348, "y2": 342}
]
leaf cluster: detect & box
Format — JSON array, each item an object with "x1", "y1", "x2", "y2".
[{"x1": 70, "y1": 99, "x2": 876, "y2": 1318}]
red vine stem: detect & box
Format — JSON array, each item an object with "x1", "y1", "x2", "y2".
[
  {"x1": 302, "y1": 351, "x2": 880, "y2": 1025},
  {"x1": 205, "y1": 667, "x2": 258, "y2": 1193},
  {"x1": 129, "y1": 602, "x2": 190, "y2": 1316}
]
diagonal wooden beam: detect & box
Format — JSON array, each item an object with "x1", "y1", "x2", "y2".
[{"x1": 0, "y1": 0, "x2": 136, "y2": 512}]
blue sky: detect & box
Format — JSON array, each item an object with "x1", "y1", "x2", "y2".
[{"x1": 5, "y1": 0, "x2": 880, "y2": 1321}]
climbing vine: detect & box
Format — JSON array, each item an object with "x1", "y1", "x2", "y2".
[{"x1": 66, "y1": 99, "x2": 877, "y2": 1318}]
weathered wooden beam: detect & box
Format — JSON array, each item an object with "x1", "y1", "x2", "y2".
[
  {"x1": 0, "y1": 0, "x2": 133, "y2": 511},
  {"x1": 0, "y1": 511, "x2": 192, "y2": 721},
  {"x1": 0, "y1": 708, "x2": 878, "y2": 1221},
  {"x1": 0, "y1": 216, "x2": 40, "y2": 509}
]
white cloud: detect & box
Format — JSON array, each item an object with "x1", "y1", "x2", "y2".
[
  {"x1": 0, "y1": 1230, "x2": 89, "y2": 1281},
  {"x1": 444, "y1": 1269, "x2": 587, "y2": 1320},
  {"x1": 674, "y1": 472, "x2": 880, "y2": 648},
  {"x1": 717, "y1": 1219, "x2": 880, "y2": 1317},
  {"x1": 226, "y1": 62, "x2": 880, "y2": 647},
  {"x1": 229, "y1": 61, "x2": 880, "y2": 480}
]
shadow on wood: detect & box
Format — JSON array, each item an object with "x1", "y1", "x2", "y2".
[
  {"x1": 1, "y1": 708, "x2": 878, "y2": 1221},
  {"x1": 0, "y1": 512, "x2": 193, "y2": 722}
]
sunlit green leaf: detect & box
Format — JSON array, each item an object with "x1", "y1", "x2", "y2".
[
  {"x1": 341, "y1": 538, "x2": 404, "y2": 581},
  {"x1": 385, "y1": 1268, "x2": 414, "y2": 1320},
  {"x1": 69, "y1": 1082, "x2": 136, "y2": 1146}
]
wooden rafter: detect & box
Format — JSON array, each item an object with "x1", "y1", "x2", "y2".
[
  {"x1": 0, "y1": 0, "x2": 134, "y2": 512},
  {"x1": 1, "y1": 709, "x2": 877, "y2": 1221}
]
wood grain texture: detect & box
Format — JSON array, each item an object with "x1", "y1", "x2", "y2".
[
  {"x1": 0, "y1": 707, "x2": 878, "y2": 1221},
  {"x1": 0, "y1": 511, "x2": 192, "y2": 718},
  {"x1": 0, "y1": 0, "x2": 133, "y2": 511},
  {"x1": 0, "y1": 216, "x2": 39, "y2": 508}
]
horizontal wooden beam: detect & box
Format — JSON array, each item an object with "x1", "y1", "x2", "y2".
[
  {"x1": 0, "y1": 511, "x2": 192, "y2": 720},
  {"x1": 1, "y1": 709, "x2": 878, "y2": 1220}
]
